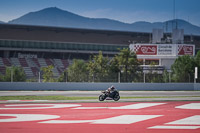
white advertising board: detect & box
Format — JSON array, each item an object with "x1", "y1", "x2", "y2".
[{"x1": 157, "y1": 44, "x2": 175, "y2": 56}]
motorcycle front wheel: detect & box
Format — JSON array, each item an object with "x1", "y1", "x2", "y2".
[
  {"x1": 99, "y1": 95, "x2": 105, "y2": 101},
  {"x1": 113, "y1": 95, "x2": 120, "y2": 101}
]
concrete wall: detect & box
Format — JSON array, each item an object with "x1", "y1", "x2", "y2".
[
  {"x1": 194, "y1": 83, "x2": 200, "y2": 90},
  {"x1": 0, "y1": 82, "x2": 199, "y2": 91}
]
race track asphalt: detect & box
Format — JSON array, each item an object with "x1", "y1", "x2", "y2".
[
  {"x1": 1, "y1": 91, "x2": 200, "y2": 102},
  {"x1": 0, "y1": 102, "x2": 200, "y2": 133}
]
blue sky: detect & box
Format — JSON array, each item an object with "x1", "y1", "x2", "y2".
[{"x1": 0, "y1": 0, "x2": 200, "y2": 26}]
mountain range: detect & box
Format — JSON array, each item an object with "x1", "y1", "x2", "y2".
[
  {"x1": 0, "y1": 21, "x2": 5, "y2": 24},
  {"x1": 3, "y1": 7, "x2": 200, "y2": 35}
]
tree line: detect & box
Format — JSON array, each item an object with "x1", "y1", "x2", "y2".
[{"x1": 0, "y1": 49, "x2": 200, "y2": 83}]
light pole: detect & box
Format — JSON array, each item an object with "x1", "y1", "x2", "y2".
[{"x1": 195, "y1": 67, "x2": 198, "y2": 83}]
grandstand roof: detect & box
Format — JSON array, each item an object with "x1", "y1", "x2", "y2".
[{"x1": 0, "y1": 24, "x2": 151, "y2": 45}]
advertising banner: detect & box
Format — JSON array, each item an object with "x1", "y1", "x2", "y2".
[
  {"x1": 130, "y1": 44, "x2": 195, "y2": 56},
  {"x1": 133, "y1": 44, "x2": 157, "y2": 55},
  {"x1": 178, "y1": 45, "x2": 194, "y2": 56}
]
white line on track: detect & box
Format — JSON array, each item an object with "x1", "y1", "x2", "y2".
[
  {"x1": 40, "y1": 115, "x2": 163, "y2": 124},
  {"x1": 0, "y1": 104, "x2": 81, "y2": 109},
  {"x1": 176, "y1": 103, "x2": 200, "y2": 109},
  {"x1": 0, "y1": 114, "x2": 60, "y2": 122},
  {"x1": 166, "y1": 115, "x2": 200, "y2": 125},
  {"x1": 73, "y1": 103, "x2": 166, "y2": 109},
  {"x1": 149, "y1": 126, "x2": 200, "y2": 129}
]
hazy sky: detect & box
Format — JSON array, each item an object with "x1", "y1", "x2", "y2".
[{"x1": 0, "y1": 0, "x2": 200, "y2": 26}]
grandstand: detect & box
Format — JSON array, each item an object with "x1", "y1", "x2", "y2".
[
  {"x1": 0, "y1": 23, "x2": 200, "y2": 79},
  {"x1": 0, "y1": 57, "x2": 69, "y2": 78}
]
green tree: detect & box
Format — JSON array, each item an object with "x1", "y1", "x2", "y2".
[
  {"x1": 0, "y1": 74, "x2": 4, "y2": 82},
  {"x1": 41, "y1": 65, "x2": 56, "y2": 82},
  {"x1": 145, "y1": 62, "x2": 164, "y2": 83},
  {"x1": 150, "y1": 73, "x2": 163, "y2": 83},
  {"x1": 109, "y1": 57, "x2": 121, "y2": 82},
  {"x1": 67, "y1": 59, "x2": 88, "y2": 82},
  {"x1": 163, "y1": 69, "x2": 169, "y2": 83},
  {"x1": 171, "y1": 55, "x2": 195, "y2": 82},
  {"x1": 195, "y1": 50, "x2": 200, "y2": 66},
  {"x1": 112, "y1": 48, "x2": 139, "y2": 82},
  {"x1": 57, "y1": 70, "x2": 67, "y2": 82},
  {"x1": 2, "y1": 66, "x2": 26, "y2": 82},
  {"x1": 87, "y1": 51, "x2": 110, "y2": 82}
]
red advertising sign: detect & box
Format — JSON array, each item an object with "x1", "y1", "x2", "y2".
[
  {"x1": 134, "y1": 45, "x2": 157, "y2": 55},
  {"x1": 178, "y1": 45, "x2": 194, "y2": 55}
]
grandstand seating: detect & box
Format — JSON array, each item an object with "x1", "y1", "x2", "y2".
[
  {"x1": 52, "y1": 67, "x2": 60, "y2": 77},
  {"x1": 0, "y1": 57, "x2": 69, "y2": 79},
  {"x1": 0, "y1": 58, "x2": 4, "y2": 66},
  {"x1": 38, "y1": 58, "x2": 48, "y2": 67},
  {"x1": 2, "y1": 58, "x2": 11, "y2": 66},
  {"x1": 0, "y1": 66, "x2": 6, "y2": 75},
  {"x1": 23, "y1": 67, "x2": 34, "y2": 77},
  {"x1": 19, "y1": 58, "x2": 29, "y2": 67},
  {"x1": 45, "y1": 59, "x2": 54, "y2": 66},
  {"x1": 54, "y1": 59, "x2": 64, "y2": 68},
  {"x1": 26, "y1": 58, "x2": 36, "y2": 68},
  {"x1": 32, "y1": 58, "x2": 41, "y2": 67},
  {"x1": 31, "y1": 67, "x2": 38, "y2": 77},
  {"x1": 61, "y1": 59, "x2": 69, "y2": 68},
  {"x1": 10, "y1": 58, "x2": 21, "y2": 67},
  {"x1": 56, "y1": 67, "x2": 63, "y2": 74}
]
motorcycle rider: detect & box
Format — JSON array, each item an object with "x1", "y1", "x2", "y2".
[
  {"x1": 107, "y1": 85, "x2": 116, "y2": 97},
  {"x1": 99, "y1": 85, "x2": 120, "y2": 101}
]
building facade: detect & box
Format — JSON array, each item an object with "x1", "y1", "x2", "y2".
[{"x1": 0, "y1": 23, "x2": 199, "y2": 78}]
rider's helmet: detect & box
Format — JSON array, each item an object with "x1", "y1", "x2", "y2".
[{"x1": 110, "y1": 85, "x2": 115, "y2": 90}]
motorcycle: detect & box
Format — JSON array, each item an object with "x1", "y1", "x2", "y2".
[{"x1": 99, "y1": 90, "x2": 120, "y2": 101}]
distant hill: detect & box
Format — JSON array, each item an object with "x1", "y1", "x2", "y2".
[
  {"x1": 0, "y1": 21, "x2": 5, "y2": 24},
  {"x1": 8, "y1": 7, "x2": 200, "y2": 35}
]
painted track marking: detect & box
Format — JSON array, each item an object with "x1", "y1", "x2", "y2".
[
  {"x1": 0, "y1": 104, "x2": 81, "y2": 109},
  {"x1": 40, "y1": 115, "x2": 162, "y2": 124},
  {"x1": 166, "y1": 115, "x2": 200, "y2": 125},
  {"x1": 149, "y1": 126, "x2": 200, "y2": 129},
  {"x1": 92, "y1": 115, "x2": 163, "y2": 124},
  {"x1": 1, "y1": 102, "x2": 200, "y2": 133},
  {"x1": 0, "y1": 114, "x2": 60, "y2": 122},
  {"x1": 74, "y1": 103, "x2": 166, "y2": 109},
  {"x1": 176, "y1": 103, "x2": 200, "y2": 109}
]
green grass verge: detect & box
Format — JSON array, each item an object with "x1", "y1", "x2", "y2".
[
  {"x1": 0, "y1": 95, "x2": 200, "y2": 100},
  {"x1": 0, "y1": 96, "x2": 97, "y2": 100}
]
